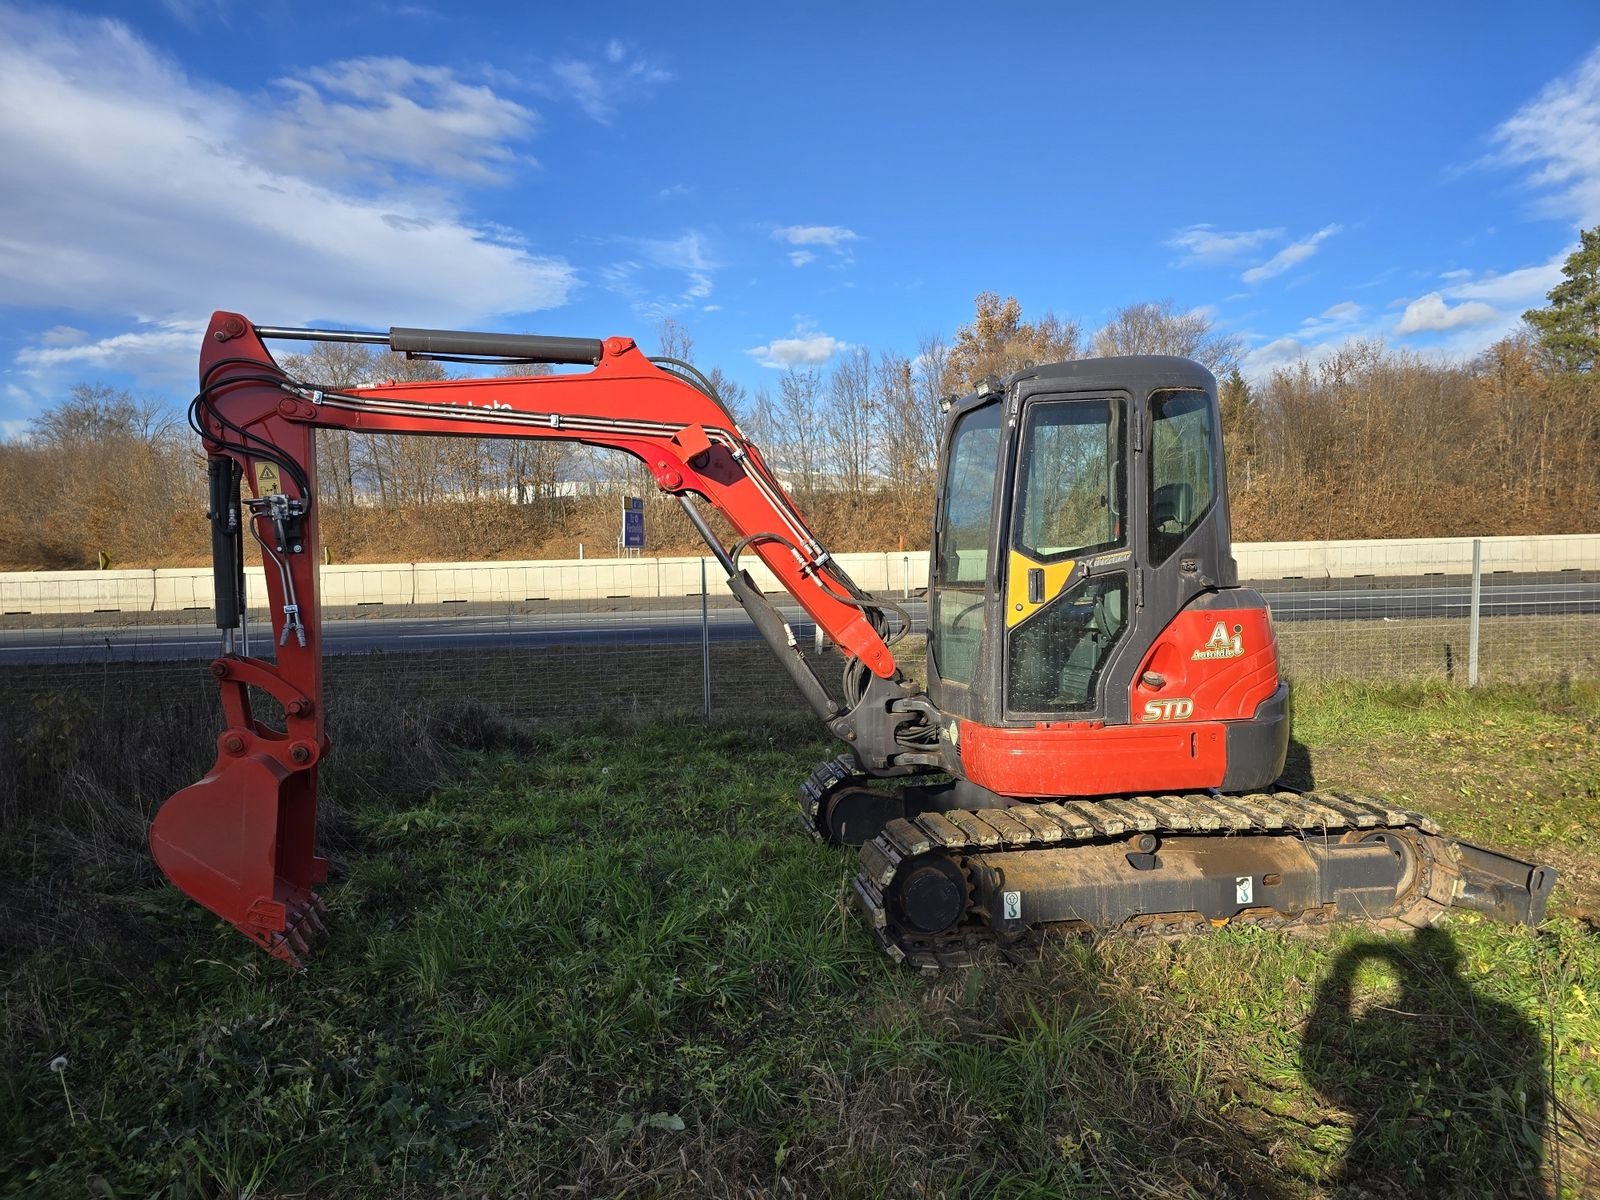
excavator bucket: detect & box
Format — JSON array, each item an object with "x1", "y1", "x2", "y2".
[{"x1": 150, "y1": 706, "x2": 329, "y2": 966}]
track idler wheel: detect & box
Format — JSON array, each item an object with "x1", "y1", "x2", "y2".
[
  {"x1": 887, "y1": 854, "x2": 969, "y2": 935},
  {"x1": 822, "y1": 786, "x2": 910, "y2": 847}
]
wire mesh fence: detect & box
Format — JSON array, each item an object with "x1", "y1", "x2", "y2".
[
  {"x1": 1, "y1": 538, "x2": 1596, "y2": 729},
  {"x1": 1248, "y1": 538, "x2": 1600, "y2": 684}
]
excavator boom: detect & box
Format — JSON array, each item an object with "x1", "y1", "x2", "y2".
[{"x1": 152, "y1": 313, "x2": 931, "y2": 963}]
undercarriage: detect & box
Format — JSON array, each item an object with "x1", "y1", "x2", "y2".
[{"x1": 801, "y1": 761, "x2": 1558, "y2": 971}]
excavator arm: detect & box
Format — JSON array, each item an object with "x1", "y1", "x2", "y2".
[{"x1": 151, "y1": 312, "x2": 937, "y2": 964}]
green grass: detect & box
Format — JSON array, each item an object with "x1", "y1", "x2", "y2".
[{"x1": 2, "y1": 682, "x2": 1598, "y2": 1197}]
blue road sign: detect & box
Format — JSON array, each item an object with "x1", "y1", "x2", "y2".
[{"x1": 622, "y1": 496, "x2": 645, "y2": 549}]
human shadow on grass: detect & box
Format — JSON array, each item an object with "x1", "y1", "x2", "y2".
[{"x1": 1301, "y1": 926, "x2": 1547, "y2": 1198}]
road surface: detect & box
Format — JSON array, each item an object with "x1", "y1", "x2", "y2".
[{"x1": 2, "y1": 581, "x2": 1595, "y2": 665}]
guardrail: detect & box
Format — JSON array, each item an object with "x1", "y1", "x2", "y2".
[{"x1": 2, "y1": 534, "x2": 1597, "y2": 616}]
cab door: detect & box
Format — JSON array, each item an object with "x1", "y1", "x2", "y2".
[
  {"x1": 1002, "y1": 393, "x2": 1134, "y2": 722},
  {"x1": 926, "y1": 399, "x2": 1003, "y2": 720}
]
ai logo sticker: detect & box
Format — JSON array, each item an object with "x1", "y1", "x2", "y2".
[
  {"x1": 1235, "y1": 876, "x2": 1253, "y2": 904},
  {"x1": 1002, "y1": 891, "x2": 1022, "y2": 920},
  {"x1": 1193, "y1": 621, "x2": 1245, "y2": 661}
]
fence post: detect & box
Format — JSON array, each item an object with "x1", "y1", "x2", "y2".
[
  {"x1": 1467, "y1": 537, "x2": 1482, "y2": 687},
  {"x1": 902, "y1": 554, "x2": 911, "y2": 600},
  {"x1": 700, "y1": 557, "x2": 712, "y2": 720}
]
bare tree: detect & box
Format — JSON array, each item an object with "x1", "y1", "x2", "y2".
[
  {"x1": 356, "y1": 352, "x2": 451, "y2": 504},
  {"x1": 496, "y1": 363, "x2": 563, "y2": 504},
  {"x1": 1091, "y1": 300, "x2": 1242, "y2": 374},
  {"x1": 7, "y1": 384, "x2": 194, "y2": 567},
  {"x1": 948, "y1": 292, "x2": 1081, "y2": 388},
  {"x1": 825, "y1": 346, "x2": 877, "y2": 497},
  {"x1": 876, "y1": 350, "x2": 934, "y2": 495},
  {"x1": 657, "y1": 318, "x2": 695, "y2": 363},
  {"x1": 911, "y1": 333, "x2": 954, "y2": 473},
  {"x1": 280, "y1": 343, "x2": 379, "y2": 506},
  {"x1": 742, "y1": 384, "x2": 779, "y2": 450},
  {"x1": 773, "y1": 367, "x2": 824, "y2": 498}
]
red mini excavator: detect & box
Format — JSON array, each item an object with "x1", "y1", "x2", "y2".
[{"x1": 150, "y1": 313, "x2": 1555, "y2": 970}]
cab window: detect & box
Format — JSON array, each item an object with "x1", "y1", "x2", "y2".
[
  {"x1": 930, "y1": 403, "x2": 1001, "y2": 685},
  {"x1": 1013, "y1": 397, "x2": 1124, "y2": 561},
  {"x1": 1148, "y1": 389, "x2": 1217, "y2": 565}
]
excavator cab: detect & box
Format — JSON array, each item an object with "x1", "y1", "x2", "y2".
[{"x1": 924, "y1": 357, "x2": 1289, "y2": 798}]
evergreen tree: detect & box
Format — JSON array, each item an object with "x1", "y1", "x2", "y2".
[
  {"x1": 1524, "y1": 227, "x2": 1600, "y2": 372},
  {"x1": 1218, "y1": 365, "x2": 1257, "y2": 462}
]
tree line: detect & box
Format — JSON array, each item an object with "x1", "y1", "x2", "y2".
[{"x1": 2, "y1": 234, "x2": 1597, "y2": 570}]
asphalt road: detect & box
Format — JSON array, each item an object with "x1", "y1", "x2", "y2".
[{"x1": 3, "y1": 581, "x2": 1596, "y2": 665}]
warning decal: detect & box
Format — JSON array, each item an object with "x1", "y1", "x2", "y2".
[{"x1": 254, "y1": 461, "x2": 282, "y2": 496}]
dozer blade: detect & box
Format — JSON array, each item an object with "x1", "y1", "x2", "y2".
[
  {"x1": 854, "y1": 790, "x2": 1558, "y2": 971},
  {"x1": 150, "y1": 741, "x2": 328, "y2": 966}
]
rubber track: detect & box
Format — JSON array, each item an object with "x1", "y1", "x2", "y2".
[
  {"x1": 852, "y1": 791, "x2": 1443, "y2": 973},
  {"x1": 797, "y1": 755, "x2": 864, "y2": 837}
]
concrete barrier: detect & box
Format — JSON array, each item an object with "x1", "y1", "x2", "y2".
[
  {"x1": 2, "y1": 534, "x2": 1594, "y2": 615},
  {"x1": 1, "y1": 568, "x2": 159, "y2": 615},
  {"x1": 1232, "y1": 534, "x2": 1600, "y2": 581}
]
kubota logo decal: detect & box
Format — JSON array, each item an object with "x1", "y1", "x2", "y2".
[
  {"x1": 1141, "y1": 698, "x2": 1194, "y2": 722},
  {"x1": 1192, "y1": 621, "x2": 1245, "y2": 661}
]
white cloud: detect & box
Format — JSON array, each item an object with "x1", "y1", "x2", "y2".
[
  {"x1": 746, "y1": 333, "x2": 850, "y2": 369},
  {"x1": 773, "y1": 225, "x2": 860, "y2": 266},
  {"x1": 1296, "y1": 301, "x2": 1363, "y2": 339},
  {"x1": 38, "y1": 325, "x2": 88, "y2": 347},
  {"x1": 1438, "y1": 268, "x2": 1472, "y2": 281},
  {"x1": 0, "y1": 5, "x2": 574, "y2": 389},
  {"x1": 16, "y1": 320, "x2": 204, "y2": 384},
  {"x1": 1394, "y1": 292, "x2": 1501, "y2": 335},
  {"x1": 1443, "y1": 254, "x2": 1566, "y2": 305},
  {"x1": 1491, "y1": 44, "x2": 1600, "y2": 223},
  {"x1": 599, "y1": 230, "x2": 719, "y2": 318},
  {"x1": 635, "y1": 231, "x2": 715, "y2": 273},
  {"x1": 1380, "y1": 247, "x2": 1567, "y2": 353},
  {"x1": 1241, "y1": 224, "x2": 1343, "y2": 284},
  {"x1": 2, "y1": 384, "x2": 36, "y2": 440},
  {"x1": 549, "y1": 43, "x2": 670, "y2": 124},
  {"x1": 774, "y1": 225, "x2": 860, "y2": 249},
  {"x1": 1240, "y1": 336, "x2": 1310, "y2": 378},
  {"x1": 263, "y1": 57, "x2": 537, "y2": 184},
  {"x1": 1166, "y1": 224, "x2": 1282, "y2": 266}
]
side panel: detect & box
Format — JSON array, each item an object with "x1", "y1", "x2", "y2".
[
  {"x1": 1129, "y1": 602, "x2": 1280, "y2": 724},
  {"x1": 956, "y1": 601, "x2": 1283, "y2": 798},
  {"x1": 958, "y1": 718, "x2": 1229, "y2": 796}
]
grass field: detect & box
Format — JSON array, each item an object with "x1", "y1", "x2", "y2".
[{"x1": 2, "y1": 678, "x2": 1598, "y2": 1197}]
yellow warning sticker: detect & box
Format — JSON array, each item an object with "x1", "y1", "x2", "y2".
[{"x1": 253, "y1": 461, "x2": 282, "y2": 496}]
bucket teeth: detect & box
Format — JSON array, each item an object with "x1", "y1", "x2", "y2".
[
  {"x1": 300, "y1": 900, "x2": 328, "y2": 937},
  {"x1": 261, "y1": 892, "x2": 330, "y2": 967}
]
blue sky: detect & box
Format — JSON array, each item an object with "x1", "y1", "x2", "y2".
[{"x1": 3, "y1": 0, "x2": 1599, "y2": 436}]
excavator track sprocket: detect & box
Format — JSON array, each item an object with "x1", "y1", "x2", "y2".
[{"x1": 851, "y1": 790, "x2": 1557, "y2": 972}]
